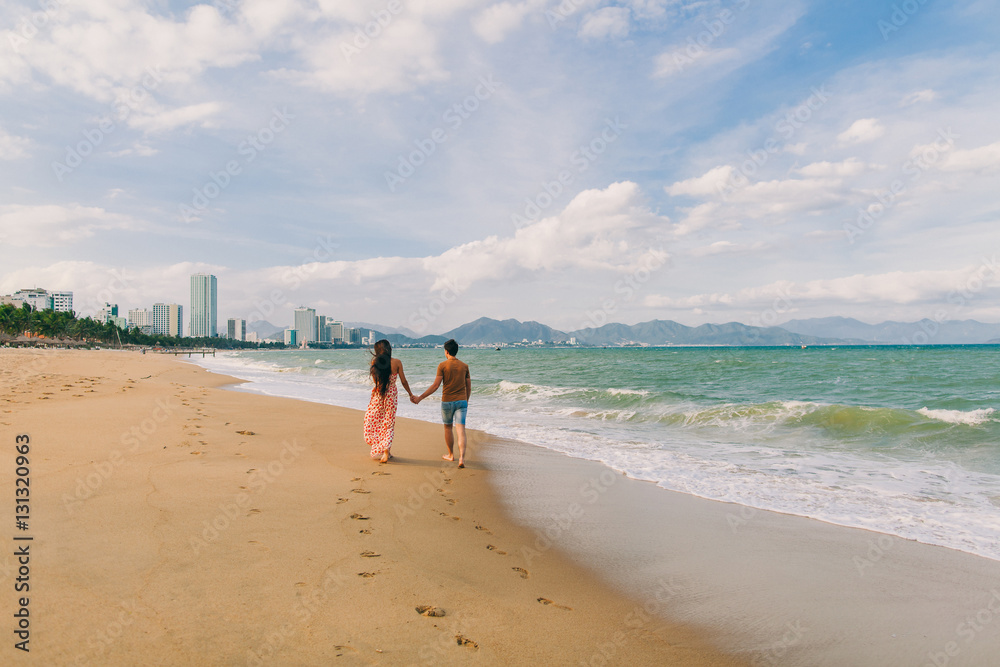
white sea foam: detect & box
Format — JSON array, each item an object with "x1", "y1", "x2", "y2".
[
  {"x1": 191, "y1": 351, "x2": 1000, "y2": 562},
  {"x1": 917, "y1": 407, "x2": 996, "y2": 425}
]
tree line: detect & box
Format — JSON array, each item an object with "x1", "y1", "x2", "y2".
[{"x1": 0, "y1": 303, "x2": 283, "y2": 349}]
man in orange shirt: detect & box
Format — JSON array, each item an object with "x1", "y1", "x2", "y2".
[{"x1": 413, "y1": 339, "x2": 471, "y2": 468}]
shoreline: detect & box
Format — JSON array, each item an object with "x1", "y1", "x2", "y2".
[
  {"x1": 0, "y1": 348, "x2": 743, "y2": 665},
  {"x1": 193, "y1": 350, "x2": 1000, "y2": 663}
]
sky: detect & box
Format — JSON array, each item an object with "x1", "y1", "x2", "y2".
[{"x1": 2, "y1": 0, "x2": 999, "y2": 336}]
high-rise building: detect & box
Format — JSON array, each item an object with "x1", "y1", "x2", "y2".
[
  {"x1": 111, "y1": 316, "x2": 128, "y2": 330},
  {"x1": 343, "y1": 327, "x2": 362, "y2": 345},
  {"x1": 328, "y1": 320, "x2": 344, "y2": 344},
  {"x1": 190, "y1": 273, "x2": 218, "y2": 338},
  {"x1": 13, "y1": 289, "x2": 53, "y2": 311},
  {"x1": 50, "y1": 291, "x2": 73, "y2": 313},
  {"x1": 293, "y1": 307, "x2": 317, "y2": 343},
  {"x1": 246, "y1": 332, "x2": 259, "y2": 343},
  {"x1": 227, "y1": 318, "x2": 246, "y2": 341},
  {"x1": 283, "y1": 329, "x2": 298, "y2": 346},
  {"x1": 152, "y1": 303, "x2": 183, "y2": 337},
  {"x1": 97, "y1": 303, "x2": 119, "y2": 324},
  {"x1": 128, "y1": 308, "x2": 151, "y2": 332}
]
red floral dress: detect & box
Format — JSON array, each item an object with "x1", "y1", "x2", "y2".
[{"x1": 364, "y1": 372, "x2": 397, "y2": 459}]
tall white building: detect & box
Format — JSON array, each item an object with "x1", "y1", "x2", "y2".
[
  {"x1": 128, "y1": 308, "x2": 151, "y2": 332},
  {"x1": 97, "y1": 303, "x2": 119, "y2": 324},
  {"x1": 13, "y1": 289, "x2": 52, "y2": 311},
  {"x1": 284, "y1": 329, "x2": 297, "y2": 346},
  {"x1": 227, "y1": 318, "x2": 246, "y2": 341},
  {"x1": 152, "y1": 303, "x2": 183, "y2": 337},
  {"x1": 49, "y1": 291, "x2": 73, "y2": 313},
  {"x1": 190, "y1": 273, "x2": 218, "y2": 338},
  {"x1": 293, "y1": 307, "x2": 317, "y2": 343}
]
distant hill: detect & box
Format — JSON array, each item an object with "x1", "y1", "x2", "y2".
[
  {"x1": 247, "y1": 320, "x2": 285, "y2": 341},
  {"x1": 779, "y1": 317, "x2": 1000, "y2": 344},
  {"x1": 569, "y1": 320, "x2": 840, "y2": 346},
  {"x1": 444, "y1": 317, "x2": 570, "y2": 344}
]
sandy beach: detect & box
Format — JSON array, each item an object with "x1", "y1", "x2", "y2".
[{"x1": 0, "y1": 349, "x2": 743, "y2": 666}]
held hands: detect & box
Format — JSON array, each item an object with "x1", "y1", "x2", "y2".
[{"x1": 410, "y1": 395, "x2": 421, "y2": 404}]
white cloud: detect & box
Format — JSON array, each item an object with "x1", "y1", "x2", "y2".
[
  {"x1": 0, "y1": 126, "x2": 31, "y2": 160},
  {"x1": 472, "y1": 1, "x2": 541, "y2": 44},
  {"x1": 128, "y1": 102, "x2": 224, "y2": 133},
  {"x1": 937, "y1": 140, "x2": 1000, "y2": 172},
  {"x1": 0, "y1": 204, "x2": 143, "y2": 246},
  {"x1": 666, "y1": 165, "x2": 734, "y2": 197},
  {"x1": 578, "y1": 7, "x2": 631, "y2": 40},
  {"x1": 836, "y1": 118, "x2": 885, "y2": 146},
  {"x1": 644, "y1": 265, "x2": 998, "y2": 310},
  {"x1": 797, "y1": 158, "x2": 874, "y2": 178},
  {"x1": 901, "y1": 89, "x2": 937, "y2": 106}
]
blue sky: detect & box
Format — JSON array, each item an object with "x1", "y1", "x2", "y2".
[{"x1": 2, "y1": 0, "x2": 999, "y2": 335}]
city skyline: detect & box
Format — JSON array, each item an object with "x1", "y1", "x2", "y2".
[{"x1": 1, "y1": 1, "x2": 999, "y2": 331}]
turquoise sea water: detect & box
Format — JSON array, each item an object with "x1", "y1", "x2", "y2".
[{"x1": 195, "y1": 345, "x2": 1000, "y2": 560}]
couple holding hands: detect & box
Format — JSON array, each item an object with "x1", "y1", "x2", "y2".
[{"x1": 363, "y1": 338, "x2": 471, "y2": 467}]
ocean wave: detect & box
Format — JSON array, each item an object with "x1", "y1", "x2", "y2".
[{"x1": 917, "y1": 407, "x2": 996, "y2": 426}]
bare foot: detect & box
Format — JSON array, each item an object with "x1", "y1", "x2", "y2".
[
  {"x1": 379, "y1": 451, "x2": 389, "y2": 464},
  {"x1": 442, "y1": 454, "x2": 454, "y2": 461},
  {"x1": 458, "y1": 461, "x2": 465, "y2": 468}
]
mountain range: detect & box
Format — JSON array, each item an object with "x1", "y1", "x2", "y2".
[{"x1": 248, "y1": 316, "x2": 1000, "y2": 346}]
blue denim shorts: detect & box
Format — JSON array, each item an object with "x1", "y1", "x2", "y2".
[{"x1": 441, "y1": 400, "x2": 468, "y2": 426}]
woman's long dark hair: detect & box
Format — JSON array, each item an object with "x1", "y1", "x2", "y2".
[{"x1": 370, "y1": 339, "x2": 393, "y2": 396}]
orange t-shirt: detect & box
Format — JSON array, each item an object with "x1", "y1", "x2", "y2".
[{"x1": 437, "y1": 358, "x2": 470, "y2": 402}]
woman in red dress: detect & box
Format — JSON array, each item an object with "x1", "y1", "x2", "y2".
[{"x1": 364, "y1": 339, "x2": 414, "y2": 463}]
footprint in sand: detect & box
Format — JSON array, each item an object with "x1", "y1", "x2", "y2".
[
  {"x1": 359, "y1": 529, "x2": 372, "y2": 534},
  {"x1": 294, "y1": 582, "x2": 307, "y2": 588},
  {"x1": 190, "y1": 451, "x2": 202, "y2": 455},
  {"x1": 455, "y1": 635, "x2": 479, "y2": 648},
  {"x1": 236, "y1": 430, "x2": 256, "y2": 435},
  {"x1": 351, "y1": 489, "x2": 370, "y2": 494},
  {"x1": 351, "y1": 477, "x2": 362, "y2": 482},
  {"x1": 371, "y1": 471, "x2": 390, "y2": 476},
  {"x1": 416, "y1": 606, "x2": 446, "y2": 617},
  {"x1": 486, "y1": 545, "x2": 507, "y2": 555},
  {"x1": 247, "y1": 509, "x2": 261, "y2": 515},
  {"x1": 475, "y1": 524, "x2": 492, "y2": 535},
  {"x1": 537, "y1": 598, "x2": 573, "y2": 611},
  {"x1": 445, "y1": 498, "x2": 457, "y2": 505},
  {"x1": 349, "y1": 513, "x2": 370, "y2": 520},
  {"x1": 512, "y1": 567, "x2": 529, "y2": 579},
  {"x1": 360, "y1": 550, "x2": 380, "y2": 558},
  {"x1": 357, "y1": 572, "x2": 378, "y2": 578},
  {"x1": 336, "y1": 498, "x2": 349, "y2": 505}
]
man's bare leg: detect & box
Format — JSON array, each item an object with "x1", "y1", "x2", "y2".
[
  {"x1": 442, "y1": 424, "x2": 455, "y2": 461},
  {"x1": 454, "y1": 424, "x2": 467, "y2": 468}
]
